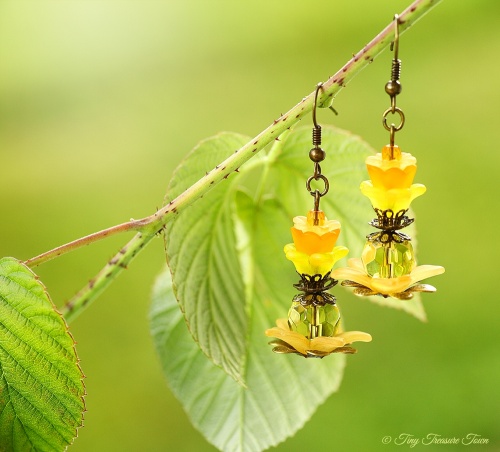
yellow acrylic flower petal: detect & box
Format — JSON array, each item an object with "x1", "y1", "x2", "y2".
[
  {"x1": 360, "y1": 181, "x2": 427, "y2": 211},
  {"x1": 284, "y1": 244, "x2": 349, "y2": 276},
  {"x1": 368, "y1": 165, "x2": 417, "y2": 189},
  {"x1": 408, "y1": 184, "x2": 427, "y2": 204},
  {"x1": 292, "y1": 211, "x2": 341, "y2": 235},
  {"x1": 409, "y1": 265, "x2": 445, "y2": 284},
  {"x1": 309, "y1": 253, "x2": 335, "y2": 275},
  {"x1": 265, "y1": 326, "x2": 309, "y2": 355},
  {"x1": 291, "y1": 229, "x2": 339, "y2": 254},
  {"x1": 331, "y1": 264, "x2": 373, "y2": 288},
  {"x1": 337, "y1": 331, "x2": 372, "y2": 344},
  {"x1": 283, "y1": 244, "x2": 311, "y2": 275},
  {"x1": 334, "y1": 258, "x2": 445, "y2": 297},
  {"x1": 369, "y1": 275, "x2": 413, "y2": 294},
  {"x1": 266, "y1": 319, "x2": 371, "y2": 357},
  {"x1": 331, "y1": 246, "x2": 349, "y2": 263},
  {"x1": 309, "y1": 336, "x2": 346, "y2": 352},
  {"x1": 366, "y1": 146, "x2": 416, "y2": 168}
]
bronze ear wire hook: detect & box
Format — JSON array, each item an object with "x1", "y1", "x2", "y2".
[
  {"x1": 388, "y1": 14, "x2": 402, "y2": 113},
  {"x1": 382, "y1": 14, "x2": 405, "y2": 156},
  {"x1": 311, "y1": 83, "x2": 325, "y2": 177},
  {"x1": 306, "y1": 83, "x2": 330, "y2": 225}
]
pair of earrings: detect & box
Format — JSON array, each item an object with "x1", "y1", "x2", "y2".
[{"x1": 266, "y1": 16, "x2": 445, "y2": 358}]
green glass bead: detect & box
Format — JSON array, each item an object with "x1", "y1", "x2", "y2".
[
  {"x1": 287, "y1": 302, "x2": 340, "y2": 339},
  {"x1": 362, "y1": 239, "x2": 415, "y2": 278}
]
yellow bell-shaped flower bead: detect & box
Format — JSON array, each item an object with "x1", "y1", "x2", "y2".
[
  {"x1": 284, "y1": 243, "x2": 348, "y2": 276},
  {"x1": 361, "y1": 145, "x2": 426, "y2": 211}
]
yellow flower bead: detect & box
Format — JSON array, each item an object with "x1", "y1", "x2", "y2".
[
  {"x1": 360, "y1": 181, "x2": 426, "y2": 212},
  {"x1": 361, "y1": 146, "x2": 426, "y2": 211},
  {"x1": 265, "y1": 318, "x2": 372, "y2": 357},
  {"x1": 284, "y1": 243, "x2": 348, "y2": 276}
]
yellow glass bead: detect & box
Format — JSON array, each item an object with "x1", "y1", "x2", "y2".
[
  {"x1": 381, "y1": 144, "x2": 402, "y2": 160},
  {"x1": 361, "y1": 239, "x2": 416, "y2": 278},
  {"x1": 287, "y1": 302, "x2": 340, "y2": 339}
]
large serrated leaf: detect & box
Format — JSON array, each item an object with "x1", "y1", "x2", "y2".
[
  {"x1": 155, "y1": 126, "x2": 429, "y2": 450},
  {"x1": 0, "y1": 257, "x2": 85, "y2": 452},
  {"x1": 164, "y1": 132, "x2": 253, "y2": 384}
]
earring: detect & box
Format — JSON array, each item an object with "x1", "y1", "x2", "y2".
[
  {"x1": 332, "y1": 15, "x2": 445, "y2": 300},
  {"x1": 265, "y1": 84, "x2": 372, "y2": 358}
]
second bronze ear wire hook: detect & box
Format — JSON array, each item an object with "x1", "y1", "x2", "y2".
[
  {"x1": 306, "y1": 83, "x2": 330, "y2": 225},
  {"x1": 382, "y1": 14, "x2": 406, "y2": 157},
  {"x1": 307, "y1": 16, "x2": 402, "y2": 221}
]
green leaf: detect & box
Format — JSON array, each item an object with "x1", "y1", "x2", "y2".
[
  {"x1": 164, "y1": 132, "x2": 253, "y2": 384},
  {"x1": 0, "y1": 257, "x2": 85, "y2": 451}
]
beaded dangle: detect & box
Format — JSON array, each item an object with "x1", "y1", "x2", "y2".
[
  {"x1": 265, "y1": 84, "x2": 371, "y2": 358},
  {"x1": 332, "y1": 16, "x2": 445, "y2": 300}
]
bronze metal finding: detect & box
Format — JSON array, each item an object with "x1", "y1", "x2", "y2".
[{"x1": 382, "y1": 14, "x2": 405, "y2": 153}]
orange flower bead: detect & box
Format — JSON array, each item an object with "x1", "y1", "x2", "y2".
[
  {"x1": 290, "y1": 210, "x2": 340, "y2": 255},
  {"x1": 366, "y1": 145, "x2": 417, "y2": 190}
]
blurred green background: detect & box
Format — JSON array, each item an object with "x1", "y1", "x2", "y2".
[{"x1": 0, "y1": 1, "x2": 498, "y2": 451}]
